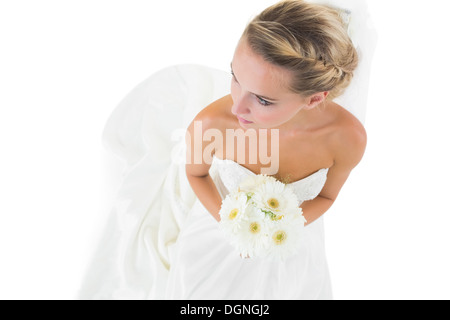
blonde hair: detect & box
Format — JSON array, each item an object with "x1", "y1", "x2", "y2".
[{"x1": 242, "y1": 0, "x2": 358, "y2": 100}]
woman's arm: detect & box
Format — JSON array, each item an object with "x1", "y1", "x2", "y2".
[
  {"x1": 302, "y1": 121, "x2": 367, "y2": 226},
  {"x1": 185, "y1": 109, "x2": 223, "y2": 222},
  {"x1": 185, "y1": 173, "x2": 223, "y2": 222},
  {"x1": 301, "y1": 196, "x2": 335, "y2": 226}
]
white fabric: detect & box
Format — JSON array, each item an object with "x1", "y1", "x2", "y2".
[
  {"x1": 78, "y1": 65, "x2": 231, "y2": 299},
  {"x1": 78, "y1": 0, "x2": 377, "y2": 300},
  {"x1": 165, "y1": 156, "x2": 331, "y2": 299}
]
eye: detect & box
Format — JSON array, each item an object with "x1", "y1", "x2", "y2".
[{"x1": 256, "y1": 95, "x2": 273, "y2": 107}]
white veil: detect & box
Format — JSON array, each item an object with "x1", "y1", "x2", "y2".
[
  {"x1": 78, "y1": 0, "x2": 377, "y2": 299},
  {"x1": 308, "y1": 0, "x2": 378, "y2": 125}
]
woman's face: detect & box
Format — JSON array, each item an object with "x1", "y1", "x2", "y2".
[{"x1": 230, "y1": 37, "x2": 317, "y2": 130}]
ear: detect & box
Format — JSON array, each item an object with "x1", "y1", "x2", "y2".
[{"x1": 304, "y1": 92, "x2": 329, "y2": 110}]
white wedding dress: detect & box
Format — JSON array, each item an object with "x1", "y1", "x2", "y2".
[
  {"x1": 166, "y1": 156, "x2": 331, "y2": 299},
  {"x1": 78, "y1": 0, "x2": 377, "y2": 300}
]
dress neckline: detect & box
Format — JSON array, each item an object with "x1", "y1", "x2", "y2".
[{"x1": 212, "y1": 155, "x2": 329, "y2": 186}]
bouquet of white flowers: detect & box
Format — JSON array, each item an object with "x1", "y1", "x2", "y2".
[{"x1": 219, "y1": 174, "x2": 306, "y2": 260}]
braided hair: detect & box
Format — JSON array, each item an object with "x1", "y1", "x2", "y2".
[{"x1": 242, "y1": 0, "x2": 358, "y2": 100}]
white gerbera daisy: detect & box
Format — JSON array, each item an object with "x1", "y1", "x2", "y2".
[
  {"x1": 238, "y1": 174, "x2": 277, "y2": 193},
  {"x1": 251, "y1": 179, "x2": 300, "y2": 218},
  {"x1": 233, "y1": 206, "x2": 268, "y2": 258},
  {"x1": 265, "y1": 212, "x2": 306, "y2": 260},
  {"x1": 219, "y1": 191, "x2": 249, "y2": 234}
]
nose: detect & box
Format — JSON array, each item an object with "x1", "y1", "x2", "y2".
[{"x1": 231, "y1": 94, "x2": 250, "y2": 116}]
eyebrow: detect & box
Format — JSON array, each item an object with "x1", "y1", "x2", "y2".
[{"x1": 230, "y1": 62, "x2": 279, "y2": 102}]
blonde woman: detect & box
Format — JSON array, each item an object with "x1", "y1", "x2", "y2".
[{"x1": 79, "y1": 0, "x2": 376, "y2": 300}]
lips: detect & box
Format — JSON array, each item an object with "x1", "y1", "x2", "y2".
[{"x1": 237, "y1": 116, "x2": 253, "y2": 124}]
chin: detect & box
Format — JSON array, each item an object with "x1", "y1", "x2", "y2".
[{"x1": 238, "y1": 122, "x2": 254, "y2": 129}]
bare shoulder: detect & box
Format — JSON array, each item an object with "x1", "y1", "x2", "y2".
[
  {"x1": 328, "y1": 102, "x2": 367, "y2": 169},
  {"x1": 185, "y1": 94, "x2": 234, "y2": 175}
]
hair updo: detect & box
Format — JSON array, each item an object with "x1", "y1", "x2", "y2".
[{"x1": 242, "y1": 0, "x2": 358, "y2": 101}]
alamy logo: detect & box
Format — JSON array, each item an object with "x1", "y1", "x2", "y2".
[{"x1": 172, "y1": 121, "x2": 280, "y2": 175}]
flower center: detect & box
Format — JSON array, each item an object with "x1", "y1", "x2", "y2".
[
  {"x1": 267, "y1": 198, "x2": 280, "y2": 209},
  {"x1": 272, "y1": 230, "x2": 287, "y2": 245},
  {"x1": 249, "y1": 222, "x2": 261, "y2": 234},
  {"x1": 229, "y1": 209, "x2": 239, "y2": 220}
]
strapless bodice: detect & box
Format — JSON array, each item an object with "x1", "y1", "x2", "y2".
[{"x1": 211, "y1": 155, "x2": 329, "y2": 203}]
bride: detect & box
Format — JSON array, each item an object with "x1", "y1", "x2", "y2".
[{"x1": 79, "y1": 0, "x2": 376, "y2": 300}]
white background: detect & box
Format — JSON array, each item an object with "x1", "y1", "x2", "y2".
[{"x1": 1, "y1": 0, "x2": 449, "y2": 300}]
